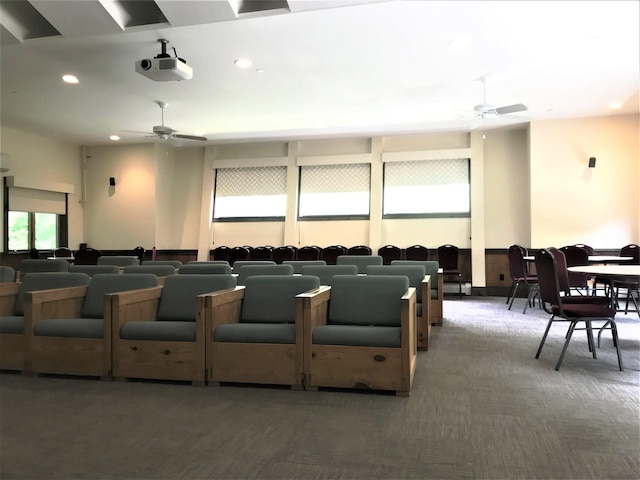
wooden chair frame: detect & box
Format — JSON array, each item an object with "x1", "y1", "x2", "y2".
[
  {"x1": 299, "y1": 286, "x2": 417, "y2": 396},
  {"x1": 205, "y1": 286, "x2": 305, "y2": 389},
  {"x1": 25, "y1": 285, "x2": 112, "y2": 378},
  {"x1": 0, "y1": 283, "x2": 24, "y2": 370},
  {"x1": 111, "y1": 286, "x2": 209, "y2": 385}
]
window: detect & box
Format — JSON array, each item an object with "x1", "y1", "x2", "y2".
[
  {"x1": 213, "y1": 166, "x2": 287, "y2": 220},
  {"x1": 7, "y1": 211, "x2": 59, "y2": 251},
  {"x1": 298, "y1": 164, "x2": 370, "y2": 219},
  {"x1": 383, "y1": 158, "x2": 470, "y2": 217}
]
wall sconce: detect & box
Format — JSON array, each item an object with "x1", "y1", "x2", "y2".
[
  {"x1": 588, "y1": 157, "x2": 596, "y2": 168},
  {"x1": 109, "y1": 177, "x2": 116, "y2": 186}
]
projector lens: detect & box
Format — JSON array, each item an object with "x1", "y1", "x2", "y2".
[{"x1": 140, "y1": 59, "x2": 152, "y2": 70}]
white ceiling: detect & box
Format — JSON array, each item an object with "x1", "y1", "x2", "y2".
[{"x1": 1, "y1": 0, "x2": 638, "y2": 146}]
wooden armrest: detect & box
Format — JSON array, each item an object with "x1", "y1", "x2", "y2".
[
  {"x1": 110, "y1": 286, "x2": 163, "y2": 332},
  {"x1": 0, "y1": 282, "x2": 20, "y2": 315},
  {"x1": 422, "y1": 275, "x2": 432, "y2": 319},
  {"x1": 26, "y1": 286, "x2": 89, "y2": 331},
  {"x1": 205, "y1": 287, "x2": 246, "y2": 335},
  {"x1": 401, "y1": 287, "x2": 417, "y2": 350},
  {"x1": 296, "y1": 285, "x2": 331, "y2": 329}
]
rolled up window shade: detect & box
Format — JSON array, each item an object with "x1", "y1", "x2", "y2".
[{"x1": 8, "y1": 187, "x2": 66, "y2": 214}]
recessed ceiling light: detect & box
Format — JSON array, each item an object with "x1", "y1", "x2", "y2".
[
  {"x1": 62, "y1": 74, "x2": 79, "y2": 84},
  {"x1": 234, "y1": 58, "x2": 252, "y2": 69},
  {"x1": 256, "y1": 68, "x2": 264, "y2": 73},
  {"x1": 110, "y1": 135, "x2": 120, "y2": 141},
  {"x1": 609, "y1": 101, "x2": 623, "y2": 109}
]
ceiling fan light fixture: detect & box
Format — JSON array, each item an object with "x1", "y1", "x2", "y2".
[
  {"x1": 234, "y1": 58, "x2": 252, "y2": 69},
  {"x1": 62, "y1": 74, "x2": 79, "y2": 84}
]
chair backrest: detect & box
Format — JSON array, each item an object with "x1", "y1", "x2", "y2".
[
  {"x1": 157, "y1": 274, "x2": 237, "y2": 321},
  {"x1": 241, "y1": 275, "x2": 320, "y2": 324},
  {"x1": 620, "y1": 244, "x2": 640, "y2": 264},
  {"x1": 347, "y1": 245, "x2": 372, "y2": 255},
  {"x1": 187, "y1": 260, "x2": 230, "y2": 265},
  {"x1": 272, "y1": 246, "x2": 297, "y2": 264},
  {"x1": 29, "y1": 248, "x2": 41, "y2": 259},
  {"x1": 405, "y1": 245, "x2": 429, "y2": 261},
  {"x1": 296, "y1": 245, "x2": 322, "y2": 261},
  {"x1": 328, "y1": 275, "x2": 410, "y2": 327},
  {"x1": 366, "y1": 265, "x2": 426, "y2": 302},
  {"x1": 548, "y1": 248, "x2": 571, "y2": 295},
  {"x1": 236, "y1": 264, "x2": 294, "y2": 286},
  {"x1": 301, "y1": 264, "x2": 357, "y2": 285},
  {"x1": 15, "y1": 272, "x2": 91, "y2": 316},
  {"x1": 133, "y1": 246, "x2": 145, "y2": 264},
  {"x1": 573, "y1": 243, "x2": 595, "y2": 255},
  {"x1": 141, "y1": 260, "x2": 183, "y2": 269},
  {"x1": 559, "y1": 245, "x2": 589, "y2": 267},
  {"x1": 70, "y1": 265, "x2": 120, "y2": 276},
  {"x1": 231, "y1": 260, "x2": 276, "y2": 274},
  {"x1": 377, "y1": 245, "x2": 402, "y2": 264},
  {"x1": 20, "y1": 259, "x2": 69, "y2": 276},
  {"x1": 250, "y1": 246, "x2": 273, "y2": 261},
  {"x1": 97, "y1": 256, "x2": 140, "y2": 267},
  {"x1": 123, "y1": 265, "x2": 176, "y2": 277},
  {"x1": 335, "y1": 255, "x2": 383, "y2": 273},
  {"x1": 0, "y1": 266, "x2": 16, "y2": 283},
  {"x1": 54, "y1": 247, "x2": 73, "y2": 258},
  {"x1": 178, "y1": 263, "x2": 232, "y2": 275},
  {"x1": 228, "y1": 246, "x2": 250, "y2": 265},
  {"x1": 390, "y1": 260, "x2": 439, "y2": 280},
  {"x1": 283, "y1": 260, "x2": 326, "y2": 274},
  {"x1": 507, "y1": 244, "x2": 528, "y2": 280},
  {"x1": 437, "y1": 244, "x2": 459, "y2": 270},
  {"x1": 212, "y1": 245, "x2": 231, "y2": 262},
  {"x1": 534, "y1": 248, "x2": 563, "y2": 313},
  {"x1": 81, "y1": 273, "x2": 158, "y2": 318},
  {"x1": 321, "y1": 245, "x2": 347, "y2": 265},
  {"x1": 73, "y1": 248, "x2": 102, "y2": 265}
]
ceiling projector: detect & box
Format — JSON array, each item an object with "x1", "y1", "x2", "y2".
[{"x1": 135, "y1": 57, "x2": 192, "y2": 82}]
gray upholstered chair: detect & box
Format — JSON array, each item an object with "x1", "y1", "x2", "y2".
[
  {"x1": 0, "y1": 266, "x2": 16, "y2": 283},
  {"x1": 25, "y1": 273, "x2": 158, "y2": 378},
  {"x1": 142, "y1": 260, "x2": 183, "y2": 269},
  {"x1": 235, "y1": 264, "x2": 293, "y2": 286},
  {"x1": 301, "y1": 265, "x2": 358, "y2": 285},
  {"x1": 111, "y1": 274, "x2": 237, "y2": 385},
  {"x1": 336, "y1": 255, "x2": 383, "y2": 273},
  {"x1": 0, "y1": 272, "x2": 91, "y2": 371},
  {"x1": 187, "y1": 260, "x2": 230, "y2": 265},
  {"x1": 392, "y1": 260, "x2": 443, "y2": 325},
  {"x1": 231, "y1": 260, "x2": 276, "y2": 274},
  {"x1": 300, "y1": 275, "x2": 417, "y2": 396},
  {"x1": 18, "y1": 258, "x2": 69, "y2": 280},
  {"x1": 207, "y1": 275, "x2": 321, "y2": 389},
  {"x1": 123, "y1": 264, "x2": 176, "y2": 284},
  {"x1": 178, "y1": 263, "x2": 232, "y2": 275},
  {"x1": 70, "y1": 265, "x2": 120, "y2": 276},
  {"x1": 97, "y1": 255, "x2": 140, "y2": 267},
  {"x1": 366, "y1": 264, "x2": 431, "y2": 350},
  {"x1": 283, "y1": 260, "x2": 326, "y2": 274}
]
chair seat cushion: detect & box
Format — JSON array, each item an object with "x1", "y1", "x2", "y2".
[
  {"x1": 34, "y1": 318, "x2": 103, "y2": 339},
  {"x1": 313, "y1": 325, "x2": 401, "y2": 348},
  {"x1": 0, "y1": 316, "x2": 24, "y2": 335},
  {"x1": 417, "y1": 303, "x2": 422, "y2": 318},
  {"x1": 552, "y1": 303, "x2": 615, "y2": 318},
  {"x1": 561, "y1": 296, "x2": 610, "y2": 305},
  {"x1": 120, "y1": 321, "x2": 195, "y2": 342},
  {"x1": 431, "y1": 289, "x2": 439, "y2": 299},
  {"x1": 214, "y1": 323, "x2": 295, "y2": 344}
]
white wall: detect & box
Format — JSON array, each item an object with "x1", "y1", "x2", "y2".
[
  {"x1": 0, "y1": 126, "x2": 83, "y2": 252},
  {"x1": 530, "y1": 114, "x2": 639, "y2": 249}
]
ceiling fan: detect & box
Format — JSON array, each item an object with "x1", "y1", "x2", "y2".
[
  {"x1": 127, "y1": 101, "x2": 207, "y2": 142},
  {"x1": 473, "y1": 76, "x2": 527, "y2": 119}
]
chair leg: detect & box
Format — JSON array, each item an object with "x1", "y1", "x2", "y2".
[
  {"x1": 555, "y1": 321, "x2": 578, "y2": 371},
  {"x1": 597, "y1": 320, "x2": 611, "y2": 348},
  {"x1": 610, "y1": 320, "x2": 624, "y2": 371},
  {"x1": 506, "y1": 280, "x2": 517, "y2": 304},
  {"x1": 535, "y1": 317, "x2": 555, "y2": 359},
  {"x1": 585, "y1": 320, "x2": 596, "y2": 359},
  {"x1": 508, "y1": 282, "x2": 521, "y2": 310},
  {"x1": 458, "y1": 276, "x2": 462, "y2": 298}
]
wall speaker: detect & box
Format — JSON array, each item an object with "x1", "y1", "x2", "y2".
[
  {"x1": 588, "y1": 157, "x2": 596, "y2": 168},
  {"x1": 109, "y1": 177, "x2": 116, "y2": 186}
]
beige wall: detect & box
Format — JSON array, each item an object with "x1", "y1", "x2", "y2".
[
  {"x1": 530, "y1": 114, "x2": 639, "y2": 249},
  {"x1": 0, "y1": 126, "x2": 83, "y2": 252}
]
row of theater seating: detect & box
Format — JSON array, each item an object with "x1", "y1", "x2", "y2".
[{"x1": 0, "y1": 260, "x2": 444, "y2": 395}]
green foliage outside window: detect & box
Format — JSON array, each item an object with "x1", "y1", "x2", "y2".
[{"x1": 7, "y1": 211, "x2": 57, "y2": 251}]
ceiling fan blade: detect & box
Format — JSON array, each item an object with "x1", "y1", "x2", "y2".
[
  {"x1": 174, "y1": 134, "x2": 207, "y2": 141},
  {"x1": 495, "y1": 103, "x2": 527, "y2": 115},
  {"x1": 122, "y1": 129, "x2": 154, "y2": 134}
]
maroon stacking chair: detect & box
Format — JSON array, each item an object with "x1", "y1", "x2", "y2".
[
  {"x1": 534, "y1": 248, "x2": 622, "y2": 371},
  {"x1": 296, "y1": 245, "x2": 321, "y2": 261},
  {"x1": 250, "y1": 246, "x2": 273, "y2": 261},
  {"x1": 613, "y1": 244, "x2": 639, "y2": 317},
  {"x1": 322, "y1": 245, "x2": 347, "y2": 265},
  {"x1": 228, "y1": 246, "x2": 250, "y2": 266},
  {"x1": 559, "y1": 245, "x2": 590, "y2": 295},
  {"x1": 405, "y1": 245, "x2": 429, "y2": 261},
  {"x1": 272, "y1": 246, "x2": 297, "y2": 264},
  {"x1": 213, "y1": 245, "x2": 232, "y2": 263},
  {"x1": 346, "y1": 245, "x2": 372, "y2": 255},
  {"x1": 377, "y1": 245, "x2": 402, "y2": 265},
  {"x1": 574, "y1": 244, "x2": 595, "y2": 255},
  {"x1": 437, "y1": 244, "x2": 462, "y2": 297},
  {"x1": 506, "y1": 244, "x2": 538, "y2": 313}
]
